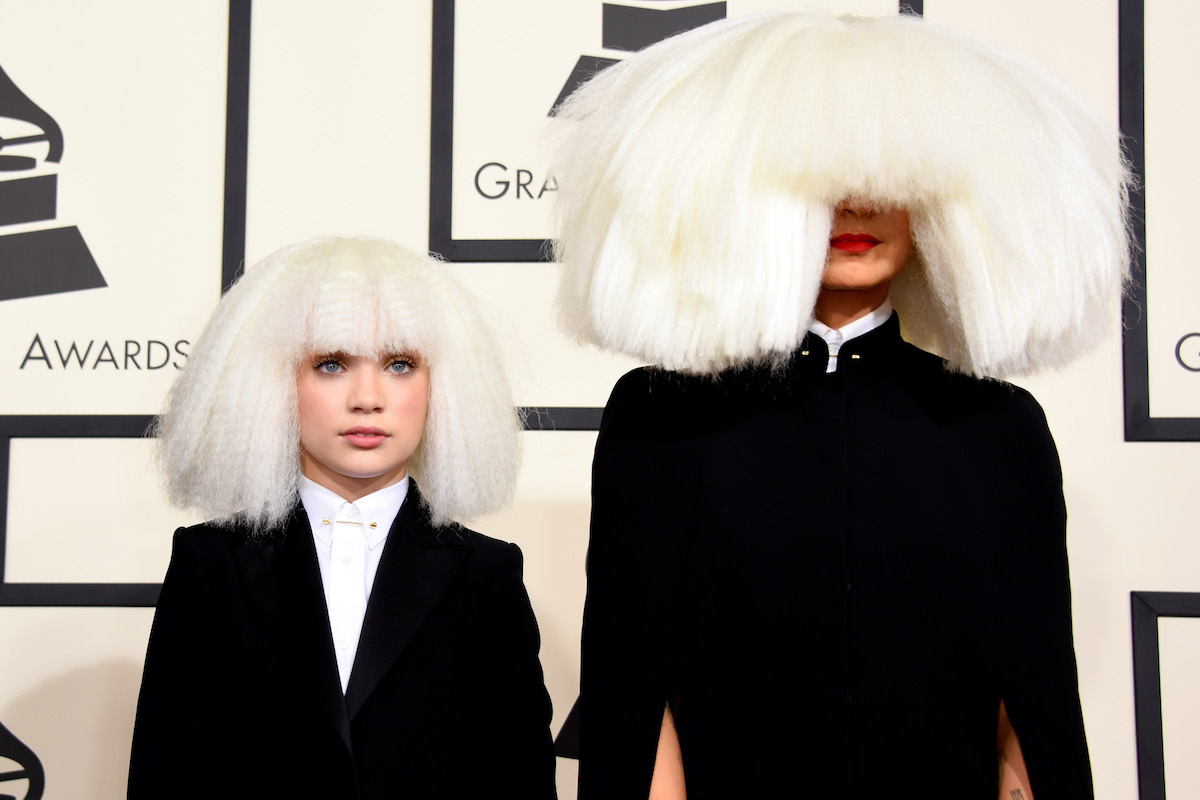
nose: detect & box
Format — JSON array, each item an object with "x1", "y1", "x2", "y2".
[
  {"x1": 348, "y1": 366, "x2": 384, "y2": 412},
  {"x1": 837, "y1": 200, "x2": 876, "y2": 219}
]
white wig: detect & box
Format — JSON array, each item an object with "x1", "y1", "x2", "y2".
[
  {"x1": 552, "y1": 12, "x2": 1132, "y2": 377},
  {"x1": 155, "y1": 237, "x2": 522, "y2": 532}
]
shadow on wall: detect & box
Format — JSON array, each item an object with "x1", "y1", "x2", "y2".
[{"x1": 1, "y1": 660, "x2": 143, "y2": 800}]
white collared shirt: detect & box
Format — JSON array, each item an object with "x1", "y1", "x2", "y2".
[
  {"x1": 297, "y1": 474, "x2": 408, "y2": 692},
  {"x1": 807, "y1": 299, "x2": 894, "y2": 373}
]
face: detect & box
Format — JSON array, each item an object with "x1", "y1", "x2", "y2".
[
  {"x1": 814, "y1": 200, "x2": 914, "y2": 327},
  {"x1": 822, "y1": 200, "x2": 914, "y2": 294},
  {"x1": 297, "y1": 351, "x2": 430, "y2": 501}
]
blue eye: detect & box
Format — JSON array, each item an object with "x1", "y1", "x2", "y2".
[
  {"x1": 386, "y1": 359, "x2": 415, "y2": 374},
  {"x1": 315, "y1": 359, "x2": 343, "y2": 374}
]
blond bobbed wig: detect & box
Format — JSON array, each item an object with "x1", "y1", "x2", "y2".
[
  {"x1": 552, "y1": 12, "x2": 1132, "y2": 377},
  {"x1": 155, "y1": 237, "x2": 521, "y2": 533}
]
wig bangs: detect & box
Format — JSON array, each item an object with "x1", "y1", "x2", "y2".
[{"x1": 300, "y1": 267, "x2": 433, "y2": 366}]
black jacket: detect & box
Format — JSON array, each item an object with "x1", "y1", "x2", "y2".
[
  {"x1": 129, "y1": 482, "x2": 557, "y2": 799},
  {"x1": 579, "y1": 313, "x2": 1091, "y2": 799}
]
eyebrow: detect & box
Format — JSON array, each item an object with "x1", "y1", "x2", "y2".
[
  {"x1": 309, "y1": 350, "x2": 351, "y2": 362},
  {"x1": 308, "y1": 350, "x2": 423, "y2": 364}
]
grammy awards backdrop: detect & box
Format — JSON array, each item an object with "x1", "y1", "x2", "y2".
[{"x1": 0, "y1": 1, "x2": 1197, "y2": 798}]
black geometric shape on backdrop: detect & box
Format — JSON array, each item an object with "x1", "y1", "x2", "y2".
[
  {"x1": 550, "y1": 3, "x2": 726, "y2": 116},
  {"x1": 1130, "y1": 591, "x2": 1200, "y2": 800},
  {"x1": 0, "y1": 718, "x2": 45, "y2": 800},
  {"x1": 548, "y1": 56, "x2": 620, "y2": 116},
  {"x1": 554, "y1": 695, "x2": 580, "y2": 759},
  {"x1": 0, "y1": 175, "x2": 55, "y2": 227},
  {"x1": 520, "y1": 406, "x2": 603, "y2": 431},
  {"x1": 221, "y1": 0, "x2": 252, "y2": 293},
  {"x1": 601, "y1": 2, "x2": 726, "y2": 52},
  {"x1": 0, "y1": 64, "x2": 63, "y2": 165},
  {"x1": 0, "y1": 415, "x2": 161, "y2": 608},
  {"x1": 0, "y1": 0, "x2": 251, "y2": 610},
  {"x1": 429, "y1": 0, "x2": 544, "y2": 262},
  {"x1": 431, "y1": 0, "x2": 734, "y2": 262},
  {"x1": 0, "y1": 404, "x2": 597, "y2": 609},
  {"x1": 1119, "y1": 0, "x2": 1200, "y2": 440},
  {"x1": 0, "y1": 227, "x2": 104, "y2": 301}
]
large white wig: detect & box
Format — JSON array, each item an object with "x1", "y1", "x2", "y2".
[
  {"x1": 155, "y1": 237, "x2": 521, "y2": 533},
  {"x1": 552, "y1": 12, "x2": 1132, "y2": 377}
]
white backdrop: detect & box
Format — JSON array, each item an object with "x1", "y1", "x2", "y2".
[{"x1": 0, "y1": 1, "x2": 1197, "y2": 798}]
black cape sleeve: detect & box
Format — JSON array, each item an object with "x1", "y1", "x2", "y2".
[
  {"x1": 993, "y1": 389, "x2": 1093, "y2": 798},
  {"x1": 579, "y1": 368, "x2": 692, "y2": 800}
]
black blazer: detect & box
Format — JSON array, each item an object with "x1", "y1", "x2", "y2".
[
  {"x1": 129, "y1": 483, "x2": 556, "y2": 799},
  {"x1": 579, "y1": 314, "x2": 1091, "y2": 799}
]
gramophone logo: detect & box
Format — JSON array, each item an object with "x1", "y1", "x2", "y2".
[
  {"x1": 0, "y1": 719, "x2": 44, "y2": 800},
  {"x1": 0, "y1": 63, "x2": 104, "y2": 302},
  {"x1": 549, "y1": 2, "x2": 727, "y2": 113}
]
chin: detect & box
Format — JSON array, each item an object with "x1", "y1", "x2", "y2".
[{"x1": 821, "y1": 279, "x2": 888, "y2": 293}]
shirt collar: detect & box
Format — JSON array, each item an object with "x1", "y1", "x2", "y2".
[
  {"x1": 297, "y1": 474, "x2": 408, "y2": 550},
  {"x1": 807, "y1": 298, "x2": 894, "y2": 346},
  {"x1": 806, "y1": 299, "x2": 894, "y2": 372}
]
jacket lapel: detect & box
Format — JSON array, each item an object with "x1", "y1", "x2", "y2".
[
  {"x1": 344, "y1": 484, "x2": 468, "y2": 720},
  {"x1": 234, "y1": 507, "x2": 354, "y2": 753}
]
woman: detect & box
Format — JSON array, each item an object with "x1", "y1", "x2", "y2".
[
  {"x1": 128, "y1": 237, "x2": 556, "y2": 799},
  {"x1": 552, "y1": 12, "x2": 1130, "y2": 799}
]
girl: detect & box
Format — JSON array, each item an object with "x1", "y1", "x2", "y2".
[{"x1": 129, "y1": 237, "x2": 556, "y2": 799}]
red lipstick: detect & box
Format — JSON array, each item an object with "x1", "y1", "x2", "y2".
[
  {"x1": 830, "y1": 233, "x2": 880, "y2": 253},
  {"x1": 342, "y1": 427, "x2": 388, "y2": 448}
]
